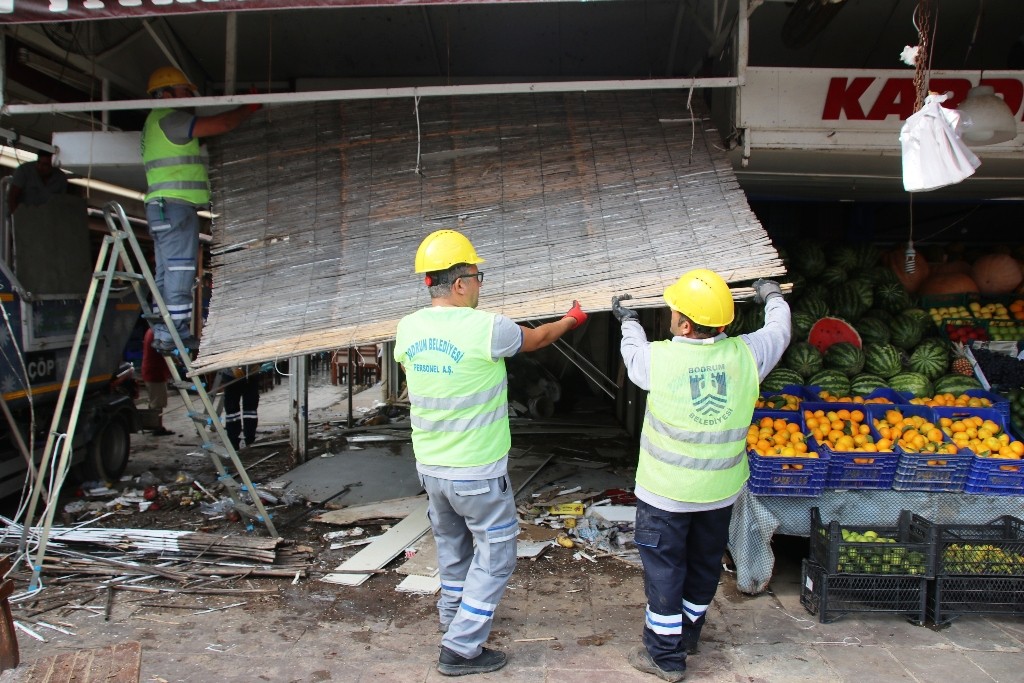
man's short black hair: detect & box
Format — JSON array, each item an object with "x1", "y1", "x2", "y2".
[{"x1": 678, "y1": 312, "x2": 719, "y2": 339}]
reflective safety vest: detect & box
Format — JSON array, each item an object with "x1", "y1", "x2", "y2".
[
  {"x1": 141, "y1": 108, "x2": 210, "y2": 205},
  {"x1": 636, "y1": 337, "x2": 758, "y2": 503},
  {"x1": 395, "y1": 307, "x2": 511, "y2": 467}
]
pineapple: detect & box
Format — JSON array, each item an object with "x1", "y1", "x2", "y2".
[{"x1": 951, "y1": 342, "x2": 973, "y2": 376}]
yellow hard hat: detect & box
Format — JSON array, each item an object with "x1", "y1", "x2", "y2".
[
  {"x1": 414, "y1": 229, "x2": 485, "y2": 273},
  {"x1": 147, "y1": 66, "x2": 197, "y2": 95},
  {"x1": 663, "y1": 268, "x2": 734, "y2": 327}
]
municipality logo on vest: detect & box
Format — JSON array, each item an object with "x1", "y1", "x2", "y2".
[{"x1": 689, "y1": 365, "x2": 728, "y2": 417}]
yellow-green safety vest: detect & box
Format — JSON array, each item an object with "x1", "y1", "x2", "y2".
[
  {"x1": 395, "y1": 307, "x2": 511, "y2": 468},
  {"x1": 636, "y1": 337, "x2": 759, "y2": 503},
  {"x1": 141, "y1": 108, "x2": 210, "y2": 205}
]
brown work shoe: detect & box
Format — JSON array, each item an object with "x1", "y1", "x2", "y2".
[{"x1": 627, "y1": 646, "x2": 686, "y2": 682}]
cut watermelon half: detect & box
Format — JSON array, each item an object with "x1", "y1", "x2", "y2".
[{"x1": 808, "y1": 317, "x2": 863, "y2": 354}]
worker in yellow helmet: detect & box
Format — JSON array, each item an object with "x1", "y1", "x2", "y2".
[
  {"x1": 140, "y1": 66, "x2": 262, "y2": 354},
  {"x1": 613, "y1": 271, "x2": 790, "y2": 682},
  {"x1": 395, "y1": 229, "x2": 587, "y2": 676}
]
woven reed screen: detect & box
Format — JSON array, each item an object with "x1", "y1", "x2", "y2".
[{"x1": 196, "y1": 91, "x2": 783, "y2": 370}]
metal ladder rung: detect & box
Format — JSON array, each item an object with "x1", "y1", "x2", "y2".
[
  {"x1": 187, "y1": 411, "x2": 214, "y2": 426},
  {"x1": 95, "y1": 270, "x2": 145, "y2": 282}
]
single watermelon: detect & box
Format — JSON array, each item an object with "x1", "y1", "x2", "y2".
[
  {"x1": 829, "y1": 244, "x2": 859, "y2": 271},
  {"x1": 725, "y1": 305, "x2": 751, "y2": 336},
  {"x1": 851, "y1": 244, "x2": 881, "y2": 269},
  {"x1": 824, "y1": 342, "x2": 865, "y2": 377},
  {"x1": 791, "y1": 312, "x2": 818, "y2": 341},
  {"x1": 908, "y1": 342, "x2": 949, "y2": 380},
  {"x1": 933, "y1": 374, "x2": 983, "y2": 395},
  {"x1": 806, "y1": 369, "x2": 852, "y2": 398},
  {"x1": 888, "y1": 372, "x2": 934, "y2": 399},
  {"x1": 850, "y1": 373, "x2": 889, "y2": 396},
  {"x1": 790, "y1": 241, "x2": 827, "y2": 278},
  {"x1": 889, "y1": 316, "x2": 923, "y2": 350},
  {"x1": 792, "y1": 295, "x2": 830, "y2": 319},
  {"x1": 855, "y1": 318, "x2": 891, "y2": 345},
  {"x1": 783, "y1": 342, "x2": 824, "y2": 379},
  {"x1": 829, "y1": 281, "x2": 872, "y2": 321},
  {"x1": 875, "y1": 281, "x2": 912, "y2": 313},
  {"x1": 761, "y1": 368, "x2": 805, "y2": 393},
  {"x1": 808, "y1": 317, "x2": 862, "y2": 354},
  {"x1": 801, "y1": 283, "x2": 830, "y2": 302},
  {"x1": 819, "y1": 265, "x2": 849, "y2": 288},
  {"x1": 901, "y1": 308, "x2": 932, "y2": 331},
  {"x1": 863, "y1": 343, "x2": 904, "y2": 379}
]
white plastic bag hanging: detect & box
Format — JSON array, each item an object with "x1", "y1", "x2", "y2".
[{"x1": 899, "y1": 92, "x2": 981, "y2": 192}]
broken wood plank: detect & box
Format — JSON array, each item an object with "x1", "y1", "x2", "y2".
[
  {"x1": 320, "y1": 499, "x2": 430, "y2": 586},
  {"x1": 312, "y1": 495, "x2": 426, "y2": 526},
  {"x1": 395, "y1": 531, "x2": 438, "y2": 577},
  {"x1": 395, "y1": 574, "x2": 440, "y2": 595}
]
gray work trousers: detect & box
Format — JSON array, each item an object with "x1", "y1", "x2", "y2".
[
  {"x1": 145, "y1": 199, "x2": 199, "y2": 343},
  {"x1": 420, "y1": 472, "x2": 518, "y2": 659}
]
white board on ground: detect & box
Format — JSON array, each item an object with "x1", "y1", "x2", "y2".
[
  {"x1": 396, "y1": 574, "x2": 441, "y2": 594},
  {"x1": 321, "y1": 499, "x2": 430, "y2": 586},
  {"x1": 587, "y1": 505, "x2": 636, "y2": 524},
  {"x1": 312, "y1": 495, "x2": 426, "y2": 526}
]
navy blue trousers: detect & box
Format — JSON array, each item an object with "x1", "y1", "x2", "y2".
[{"x1": 634, "y1": 499, "x2": 733, "y2": 672}]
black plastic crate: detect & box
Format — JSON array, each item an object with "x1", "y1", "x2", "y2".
[
  {"x1": 934, "y1": 515, "x2": 1024, "y2": 576},
  {"x1": 809, "y1": 507, "x2": 935, "y2": 577},
  {"x1": 800, "y1": 559, "x2": 927, "y2": 624},
  {"x1": 929, "y1": 575, "x2": 1024, "y2": 624}
]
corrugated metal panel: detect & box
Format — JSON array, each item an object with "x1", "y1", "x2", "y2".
[{"x1": 195, "y1": 91, "x2": 783, "y2": 371}]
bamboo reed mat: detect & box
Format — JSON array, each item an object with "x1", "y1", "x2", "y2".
[{"x1": 196, "y1": 91, "x2": 783, "y2": 370}]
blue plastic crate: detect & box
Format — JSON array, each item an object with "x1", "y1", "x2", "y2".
[
  {"x1": 932, "y1": 406, "x2": 1024, "y2": 495},
  {"x1": 963, "y1": 457, "x2": 1024, "y2": 495},
  {"x1": 800, "y1": 402, "x2": 899, "y2": 489},
  {"x1": 964, "y1": 389, "x2": 1011, "y2": 421},
  {"x1": 893, "y1": 454, "x2": 973, "y2": 492},
  {"x1": 748, "y1": 451, "x2": 828, "y2": 497},
  {"x1": 823, "y1": 449, "x2": 899, "y2": 490}
]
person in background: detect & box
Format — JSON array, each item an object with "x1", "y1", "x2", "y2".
[
  {"x1": 613, "y1": 271, "x2": 790, "y2": 682},
  {"x1": 221, "y1": 364, "x2": 261, "y2": 450},
  {"x1": 395, "y1": 229, "x2": 587, "y2": 677},
  {"x1": 141, "y1": 66, "x2": 261, "y2": 354},
  {"x1": 141, "y1": 328, "x2": 174, "y2": 437},
  {"x1": 7, "y1": 151, "x2": 68, "y2": 214}
]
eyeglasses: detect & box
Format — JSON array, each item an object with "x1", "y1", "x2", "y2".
[{"x1": 457, "y1": 272, "x2": 484, "y2": 285}]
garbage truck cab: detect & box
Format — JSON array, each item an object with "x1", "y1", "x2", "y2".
[{"x1": 0, "y1": 184, "x2": 139, "y2": 499}]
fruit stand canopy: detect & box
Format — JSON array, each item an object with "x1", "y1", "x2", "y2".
[{"x1": 194, "y1": 91, "x2": 784, "y2": 372}]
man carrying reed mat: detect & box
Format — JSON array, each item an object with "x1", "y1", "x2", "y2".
[
  {"x1": 613, "y1": 270, "x2": 790, "y2": 682},
  {"x1": 395, "y1": 229, "x2": 587, "y2": 676}
]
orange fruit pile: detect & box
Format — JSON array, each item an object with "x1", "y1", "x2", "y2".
[
  {"x1": 873, "y1": 408, "x2": 958, "y2": 459},
  {"x1": 816, "y1": 391, "x2": 893, "y2": 404},
  {"x1": 747, "y1": 417, "x2": 818, "y2": 470},
  {"x1": 803, "y1": 407, "x2": 882, "y2": 461},
  {"x1": 909, "y1": 393, "x2": 993, "y2": 408},
  {"x1": 940, "y1": 415, "x2": 1024, "y2": 464}
]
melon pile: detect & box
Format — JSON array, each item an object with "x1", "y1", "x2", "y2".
[{"x1": 750, "y1": 242, "x2": 984, "y2": 399}]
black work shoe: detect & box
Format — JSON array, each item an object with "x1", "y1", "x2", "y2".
[
  {"x1": 180, "y1": 336, "x2": 201, "y2": 351},
  {"x1": 627, "y1": 646, "x2": 686, "y2": 682},
  {"x1": 437, "y1": 646, "x2": 507, "y2": 677}
]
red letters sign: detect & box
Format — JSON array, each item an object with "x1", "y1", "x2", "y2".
[{"x1": 822, "y1": 77, "x2": 1024, "y2": 121}]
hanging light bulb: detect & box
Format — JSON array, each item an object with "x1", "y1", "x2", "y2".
[
  {"x1": 957, "y1": 86, "x2": 1018, "y2": 145},
  {"x1": 904, "y1": 241, "x2": 917, "y2": 274}
]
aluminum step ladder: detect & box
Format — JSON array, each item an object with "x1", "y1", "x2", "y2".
[{"x1": 22, "y1": 201, "x2": 277, "y2": 590}]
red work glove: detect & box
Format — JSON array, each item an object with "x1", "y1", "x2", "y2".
[{"x1": 563, "y1": 300, "x2": 587, "y2": 329}]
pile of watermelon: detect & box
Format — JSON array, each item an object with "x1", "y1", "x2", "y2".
[{"x1": 755, "y1": 241, "x2": 984, "y2": 399}]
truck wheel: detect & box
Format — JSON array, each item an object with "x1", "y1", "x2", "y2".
[{"x1": 77, "y1": 414, "x2": 131, "y2": 483}]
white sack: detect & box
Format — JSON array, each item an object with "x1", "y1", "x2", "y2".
[{"x1": 899, "y1": 92, "x2": 981, "y2": 192}]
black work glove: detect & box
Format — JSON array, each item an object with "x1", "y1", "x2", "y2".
[
  {"x1": 752, "y1": 279, "x2": 783, "y2": 304},
  {"x1": 611, "y1": 293, "x2": 639, "y2": 323}
]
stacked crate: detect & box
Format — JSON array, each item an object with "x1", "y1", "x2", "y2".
[{"x1": 800, "y1": 508, "x2": 935, "y2": 624}]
